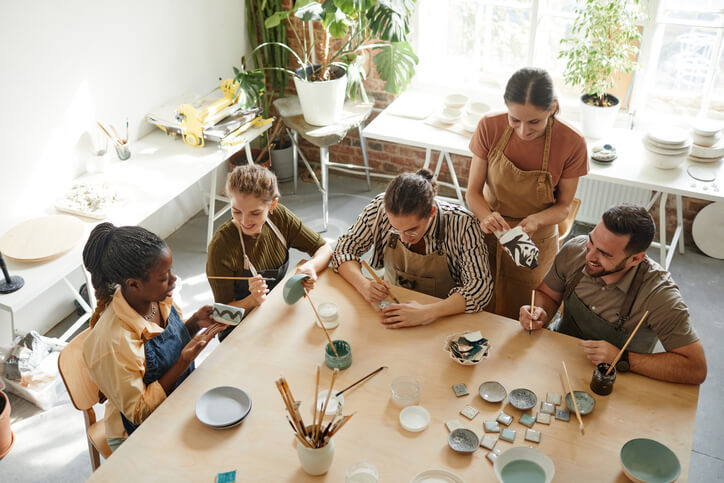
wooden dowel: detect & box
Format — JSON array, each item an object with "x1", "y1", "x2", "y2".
[
  {"x1": 326, "y1": 411, "x2": 357, "y2": 439},
  {"x1": 318, "y1": 368, "x2": 339, "y2": 446},
  {"x1": 312, "y1": 364, "x2": 320, "y2": 443},
  {"x1": 336, "y1": 366, "x2": 387, "y2": 396},
  {"x1": 606, "y1": 310, "x2": 649, "y2": 376},
  {"x1": 303, "y1": 288, "x2": 339, "y2": 357},
  {"x1": 529, "y1": 289, "x2": 536, "y2": 335},
  {"x1": 360, "y1": 259, "x2": 400, "y2": 304},
  {"x1": 96, "y1": 121, "x2": 122, "y2": 147},
  {"x1": 207, "y1": 275, "x2": 275, "y2": 281},
  {"x1": 562, "y1": 360, "x2": 584, "y2": 434}
]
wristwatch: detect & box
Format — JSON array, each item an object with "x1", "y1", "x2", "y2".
[{"x1": 616, "y1": 350, "x2": 630, "y2": 373}]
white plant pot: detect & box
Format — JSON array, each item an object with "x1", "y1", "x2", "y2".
[
  {"x1": 293, "y1": 67, "x2": 347, "y2": 126},
  {"x1": 580, "y1": 94, "x2": 620, "y2": 140},
  {"x1": 296, "y1": 438, "x2": 335, "y2": 475}
]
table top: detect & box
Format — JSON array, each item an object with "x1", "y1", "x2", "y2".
[
  {"x1": 89, "y1": 269, "x2": 699, "y2": 482},
  {"x1": 0, "y1": 128, "x2": 266, "y2": 313}
]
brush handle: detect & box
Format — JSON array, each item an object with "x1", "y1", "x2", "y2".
[
  {"x1": 360, "y1": 259, "x2": 400, "y2": 304},
  {"x1": 606, "y1": 310, "x2": 649, "y2": 375}
]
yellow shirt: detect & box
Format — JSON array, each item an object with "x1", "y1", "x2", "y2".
[{"x1": 82, "y1": 287, "x2": 179, "y2": 439}]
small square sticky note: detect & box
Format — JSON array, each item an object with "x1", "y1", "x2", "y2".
[
  {"x1": 486, "y1": 448, "x2": 501, "y2": 464},
  {"x1": 484, "y1": 420, "x2": 500, "y2": 433},
  {"x1": 525, "y1": 428, "x2": 541, "y2": 443},
  {"x1": 445, "y1": 419, "x2": 464, "y2": 432},
  {"x1": 216, "y1": 471, "x2": 236, "y2": 483},
  {"x1": 452, "y1": 383, "x2": 469, "y2": 397},
  {"x1": 500, "y1": 428, "x2": 516, "y2": 442},
  {"x1": 536, "y1": 412, "x2": 551, "y2": 425},
  {"x1": 540, "y1": 401, "x2": 556, "y2": 414},
  {"x1": 496, "y1": 412, "x2": 513, "y2": 426},
  {"x1": 555, "y1": 409, "x2": 571, "y2": 422},
  {"x1": 519, "y1": 413, "x2": 535, "y2": 428},
  {"x1": 480, "y1": 434, "x2": 498, "y2": 450},
  {"x1": 547, "y1": 392, "x2": 562, "y2": 406},
  {"x1": 460, "y1": 405, "x2": 479, "y2": 420}
]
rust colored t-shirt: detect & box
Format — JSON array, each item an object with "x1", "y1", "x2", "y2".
[{"x1": 469, "y1": 112, "x2": 589, "y2": 187}]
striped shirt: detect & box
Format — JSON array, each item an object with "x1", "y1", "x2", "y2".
[{"x1": 332, "y1": 194, "x2": 493, "y2": 313}]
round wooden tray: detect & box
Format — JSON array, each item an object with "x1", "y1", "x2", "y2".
[{"x1": 0, "y1": 215, "x2": 85, "y2": 262}]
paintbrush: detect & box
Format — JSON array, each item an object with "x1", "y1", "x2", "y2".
[
  {"x1": 529, "y1": 289, "x2": 536, "y2": 335},
  {"x1": 125, "y1": 118, "x2": 129, "y2": 144},
  {"x1": 304, "y1": 288, "x2": 339, "y2": 357},
  {"x1": 312, "y1": 364, "x2": 320, "y2": 443},
  {"x1": 326, "y1": 411, "x2": 357, "y2": 440},
  {"x1": 335, "y1": 366, "x2": 387, "y2": 397},
  {"x1": 562, "y1": 360, "x2": 584, "y2": 434},
  {"x1": 317, "y1": 368, "x2": 339, "y2": 446},
  {"x1": 207, "y1": 275, "x2": 275, "y2": 281},
  {"x1": 360, "y1": 259, "x2": 400, "y2": 304},
  {"x1": 96, "y1": 121, "x2": 122, "y2": 147},
  {"x1": 606, "y1": 310, "x2": 649, "y2": 376}
]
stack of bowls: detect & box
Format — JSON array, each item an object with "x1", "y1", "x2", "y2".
[
  {"x1": 439, "y1": 93, "x2": 468, "y2": 124},
  {"x1": 643, "y1": 127, "x2": 691, "y2": 169},
  {"x1": 689, "y1": 120, "x2": 724, "y2": 164},
  {"x1": 461, "y1": 100, "x2": 490, "y2": 132}
]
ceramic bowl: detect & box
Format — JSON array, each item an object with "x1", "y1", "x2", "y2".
[
  {"x1": 444, "y1": 93, "x2": 468, "y2": 109},
  {"x1": 442, "y1": 331, "x2": 490, "y2": 366},
  {"x1": 646, "y1": 127, "x2": 690, "y2": 146},
  {"x1": 212, "y1": 302, "x2": 245, "y2": 326},
  {"x1": 565, "y1": 390, "x2": 595, "y2": 415},
  {"x1": 690, "y1": 139, "x2": 724, "y2": 158},
  {"x1": 691, "y1": 131, "x2": 720, "y2": 147},
  {"x1": 283, "y1": 273, "x2": 311, "y2": 305},
  {"x1": 643, "y1": 138, "x2": 690, "y2": 156},
  {"x1": 494, "y1": 446, "x2": 555, "y2": 483},
  {"x1": 461, "y1": 113, "x2": 480, "y2": 132},
  {"x1": 643, "y1": 148, "x2": 688, "y2": 170},
  {"x1": 448, "y1": 428, "x2": 479, "y2": 453},
  {"x1": 692, "y1": 119, "x2": 723, "y2": 137},
  {"x1": 465, "y1": 101, "x2": 490, "y2": 117},
  {"x1": 325, "y1": 340, "x2": 352, "y2": 370},
  {"x1": 508, "y1": 388, "x2": 537, "y2": 410},
  {"x1": 399, "y1": 405, "x2": 430, "y2": 432},
  {"x1": 479, "y1": 381, "x2": 507, "y2": 403},
  {"x1": 438, "y1": 107, "x2": 462, "y2": 124},
  {"x1": 391, "y1": 376, "x2": 420, "y2": 407},
  {"x1": 620, "y1": 438, "x2": 681, "y2": 483}
]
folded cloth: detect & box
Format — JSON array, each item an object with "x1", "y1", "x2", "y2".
[{"x1": 496, "y1": 225, "x2": 539, "y2": 269}]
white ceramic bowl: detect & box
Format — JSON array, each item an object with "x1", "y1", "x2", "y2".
[
  {"x1": 444, "y1": 93, "x2": 468, "y2": 109},
  {"x1": 438, "y1": 107, "x2": 462, "y2": 124},
  {"x1": 691, "y1": 140, "x2": 724, "y2": 159},
  {"x1": 691, "y1": 131, "x2": 721, "y2": 147},
  {"x1": 692, "y1": 119, "x2": 724, "y2": 136},
  {"x1": 494, "y1": 446, "x2": 555, "y2": 483},
  {"x1": 399, "y1": 405, "x2": 430, "y2": 432},
  {"x1": 465, "y1": 101, "x2": 490, "y2": 117},
  {"x1": 461, "y1": 113, "x2": 480, "y2": 132},
  {"x1": 643, "y1": 148, "x2": 688, "y2": 170}
]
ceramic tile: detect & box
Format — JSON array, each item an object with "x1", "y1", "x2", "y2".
[
  {"x1": 547, "y1": 392, "x2": 562, "y2": 406},
  {"x1": 525, "y1": 428, "x2": 541, "y2": 443},
  {"x1": 500, "y1": 428, "x2": 516, "y2": 442},
  {"x1": 480, "y1": 434, "x2": 498, "y2": 450},
  {"x1": 486, "y1": 448, "x2": 502, "y2": 464},
  {"x1": 540, "y1": 401, "x2": 556, "y2": 414},
  {"x1": 460, "y1": 405, "x2": 479, "y2": 420},
  {"x1": 452, "y1": 383, "x2": 469, "y2": 397},
  {"x1": 536, "y1": 412, "x2": 551, "y2": 425},
  {"x1": 519, "y1": 413, "x2": 535, "y2": 428},
  {"x1": 496, "y1": 412, "x2": 513, "y2": 426},
  {"x1": 445, "y1": 419, "x2": 464, "y2": 432},
  {"x1": 555, "y1": 409, "x2": 570, "y2": 422},
  {"x1": 484, "y1": 420, "x2": 500, "y2": 433}
]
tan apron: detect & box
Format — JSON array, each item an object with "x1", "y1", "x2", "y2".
[
  {"x1": 483, "y1": 120, "x2": 559, "y2": 319},
  {"x1": 374, "y1": 202, "x2": 457, "y2": 299}
]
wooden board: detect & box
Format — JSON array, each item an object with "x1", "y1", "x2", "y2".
[{"x1": 0, "y1": 215, "x2": 85, "y2": 262}]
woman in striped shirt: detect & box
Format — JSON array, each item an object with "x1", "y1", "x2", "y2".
[{"x1": 333, "y1": 169, "x2": 493, "y2": 328}]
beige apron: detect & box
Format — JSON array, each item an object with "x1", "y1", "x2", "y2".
[
  {"x1": 483, "y1": 120, "x2": 558, "y2": 319},
  {"x1": 374, "y1": 202, "x2": 457, "y2": 299}
]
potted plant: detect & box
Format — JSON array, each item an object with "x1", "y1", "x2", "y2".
[
  {"x1": 558, "y1": 0, "x2": 643, "y2": 139},
  {"x1": 234, "y1": 0, "x2": 418, "y2": 126}
]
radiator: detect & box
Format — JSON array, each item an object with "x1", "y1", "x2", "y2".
[{"x1": 574, "y1": 178, "x2": 652, "y2": 224}]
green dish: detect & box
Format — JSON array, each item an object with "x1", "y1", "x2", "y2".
[
  {"x1": 325, "y1": 340, "x2": 352, "y2": 370},
  {"x1": 565, "y1": 391, "x2": 595, "y2": 415},
  {"x1": 283, "y1": 274, "x2": 311, "y2": 305},
  {"x1": 620, "y1": 438, "x2": 680, "y2": 483}
]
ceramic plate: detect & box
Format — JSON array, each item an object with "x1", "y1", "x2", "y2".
[
  {"x1": 479, "y1": 381, "x2": 507, "y2": 403},
  {"x1": 410, "y1": 469, "x2": 465, "y2": 483},
  {"x1": 399, "y1": 405, "x2": 430, "y2": 433},
  {"x1": 620, "y1": 438, "x2": 680, "y2": 483},
  {"x1": 692, "y1": 201, "x2": 724, "y2": 259},
  {"x1": 448, "y1": 428, "x2": 479, "y2": 453},
  {"x1": 565, "y1": 391, "x2": 595, "y2": 416},
  {"x1": 196, "y1": 386, "x2": 252, "y2": 428},
  {"x1": 509, "y1": 388, "x2": 537, "y2": 410},
  {"x1": 646, "y1": 127, "x2": 690, "y2": 146},
  {"x1": 283, "y1": 273, "x2": 310, "y2": 305}
]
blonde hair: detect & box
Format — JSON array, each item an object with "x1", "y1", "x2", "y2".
[{"x1": 225, "y1": 164, "x2": 280, "y2": 203}]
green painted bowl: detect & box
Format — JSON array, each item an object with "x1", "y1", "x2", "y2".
[
  {"x1": 620, "y1": 438, "x2": 680, "y2": 483},
  {"x1": 565, "y1": 390, "x2": 595, "y2": 415},
  {"x1": 325, "y1": 340, "x2": 352, "y2": 370},
  {"x1": 283, "y1": 274, "x2": 311, "y2": 305}
]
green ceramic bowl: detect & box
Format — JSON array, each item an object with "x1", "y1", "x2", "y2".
[
  {"x1": 325, "y1": 340, "x2": 352, "y2": 370},
  {"x1": 620, "y1": 438, "x2": 680, "y2": 483},
  {"x1": 283, "y1": 274, "x2": 311, "y2": 305},
  {"x1": 565, "y1": 390, "x2": 595, "y2": 415}
]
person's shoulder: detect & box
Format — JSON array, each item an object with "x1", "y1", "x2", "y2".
[
  {"x1": 559, "y1": 235, "x2": 588, "y2": 258},
  {"x1": 641, "y1": 257, "x2": 682, "y2": 291},
  {"x1": 437, "y1": 199, "x2": 478, "y2": 225},
  {"x1": 270, "y1": 202, "x2": 295, "y2": 224},
  {"x1": 553, "y1": 118, "x2": 586, "y2": 145},
  {"x1": 481, "y1": 111, "x2": 509, "y2": 130},
  {"x1": 209, "y1": 219, "x2": 238, "y2": 249}
]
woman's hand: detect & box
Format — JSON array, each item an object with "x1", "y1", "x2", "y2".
[
  {"x1": 249, "y1": 275, "x2": 269, "y2": 307},
  {"x1": 519, "y1": 214, "x2": 543, "y2": 235},
  {"x1": 295, "y1": 263, "x2": 318, "y2": 291},
  {"x1": 480, "y1": 211, "x2": 510, "y2": 234},
  {"x1": 519, "y1": 305, "x2": 547, "y2": 331},
  {"x1": 361, "y1": 278, "x2": 390, "y2": 305},
  {"x1": 180, "y1": 323, "x2": 224, "y2": 363},
  {"x1": 380, "y1": 301, "x2": 434, "y2": 328}
]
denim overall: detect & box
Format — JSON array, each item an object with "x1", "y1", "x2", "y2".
[{"x1": 120, "y1": 306, "x2": 193, "y2": 436}]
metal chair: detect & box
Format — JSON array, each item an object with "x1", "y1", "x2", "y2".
[
  {"x1": 57, "y1": 328, "x2": 111, "y2": 470},
  {"x1": 558, "y1": 198, "x2": 581, "y2": 245}
]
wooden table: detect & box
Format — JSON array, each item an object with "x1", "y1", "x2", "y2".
[{"x1": 89, "y1": 270, "x2": 699, "y2": 482}]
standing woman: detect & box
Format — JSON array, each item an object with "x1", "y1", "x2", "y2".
[
  {"x1": 466, "y1": 67, "x2": 588, "y2": 319},
  {"x1": 206, "y1": 164, "x2": 332, "y2": 340},
  {"x1": 82, "y1": 223, "x2": 225, "y2": 451}
]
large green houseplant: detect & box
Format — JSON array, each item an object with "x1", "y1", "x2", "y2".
[
  {"x1": 558, "y1": 0, "x2": 643, "y2": 138},
  {"x1": 235, "y1": 0, "x2": 418, "y2": 125}
]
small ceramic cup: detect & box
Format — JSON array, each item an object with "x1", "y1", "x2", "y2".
[
  {"x1": 114, "y1": 142, "x2": 131, "y2": 161},
  {"x1": 297, "y1": 436, "x2": 335, "y2": 476},
  {"x1": 345, "y1": 462, "x2": 379, "y2": 483},
  {"x1": 390, "y1": 376, "x2": 420, "y2": 407},
  {"x1": 590, "y1": 362, "x2": 616, "y2": 396},
  {"x1": 325, "y1": 340, "x2": 352, "y2": 370},
  {"x1": 316, "y1": 302, "x2": 339, "y2": 329}
]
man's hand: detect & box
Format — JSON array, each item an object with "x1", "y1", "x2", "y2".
[
  {"x1": 578, "y1": 339, "x2": 620, "y2": 366},
  {"x1": 518, "y1": 305, "x2": 547, "y2": 331}
]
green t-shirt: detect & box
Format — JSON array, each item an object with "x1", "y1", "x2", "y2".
[{"x1": 206, "y1": 203, "x2": 325, "y2": 304}]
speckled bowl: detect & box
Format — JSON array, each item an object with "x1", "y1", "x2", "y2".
[{"x1": 448, "y1": 428, "x2": 479, "y2": 453}]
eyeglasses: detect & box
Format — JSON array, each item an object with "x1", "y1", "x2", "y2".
[{"x1": 389, "y1": 216, "x2": 433, "y2": 239}]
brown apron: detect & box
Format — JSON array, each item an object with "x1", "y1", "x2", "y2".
[{"x1": 483, "y1": 120, "x2": 558, "y2": 319}]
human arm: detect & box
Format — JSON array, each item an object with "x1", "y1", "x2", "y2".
[
  {"x1": 337, "y1": 260, "x2": 390, "y2": 305},
  {"x1": 157, "y1": 323, "x2": 225, "y2": 394},
  {"x1": 380, "y1": 294, "x2": 466, "y2": 328},
  {"x1": 465, "y1": 154, "x2": 510, "y2": 233},
  {"x1": 297, "y1": 244, "x2": 333, "y2": 290},
  {"x1": 519, "y1": 177, "x2": 579, "y2": 234}
]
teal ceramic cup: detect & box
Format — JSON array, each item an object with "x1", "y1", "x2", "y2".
[{"x1": 325, "y1": 340, "x2": 352, "y2": 370}]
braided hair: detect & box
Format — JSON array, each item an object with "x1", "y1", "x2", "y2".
[
  {"x1": 83, "y1": 223, "x2": 167, "y2": 327},
  {"x1": 384, "y1": 169, "x2": 439, "y2": 219}
]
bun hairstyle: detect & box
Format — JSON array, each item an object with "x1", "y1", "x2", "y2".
[
  {"x1": 504, "y1": 67, "x2": 560, "y2": 116},
  {"x1": 83, "y1": 222, "x2": 167, "y2": 327},
  {"x1": 384, "y1": 169, "x2": 439, "y2": 219},
  {"x1": 226, "y1": 164, "x2": 280, "y2": 203}
]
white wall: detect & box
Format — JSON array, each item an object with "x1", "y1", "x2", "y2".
[{"x1": 0, "y1": 1, "x2": 248, "y2": 342}]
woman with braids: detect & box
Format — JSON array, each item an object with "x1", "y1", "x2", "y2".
[
  {"x1": 333, "y1": 169, "x2": 493, "y2": 328},
  {"x1": 206, "y1": 164, "x2": 332, "y2": 341},
  {"x1": 466, "y1": 67, "x2": 588, "y2": 319},
  {"x1": 82, "y1": 223, "x2": 225, "y2": 451}
]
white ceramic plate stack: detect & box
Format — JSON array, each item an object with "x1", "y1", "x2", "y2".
[
  {"x1": 460, "y1": 101, "x2": 490, "y2": 132},
  {"x1": 437, "y1": 93, "x2": 468, "y2": 124},
  {"x1": 642, "y1": 127, "x2": 691, "y2": 169},
  {"x1": 195, "y1": 386, "x2": 252, "y2": 429},
  {"x1": 689, "y1": 120, "x2": 724, "y2": 164}
]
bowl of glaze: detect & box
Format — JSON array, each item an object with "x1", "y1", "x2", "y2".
[
  {"x1": 399, "y1": 405, "x2": 430, "y2": 432},
  {"x1": 494, "y1": 446, "x2": 555, "y2": 483},
  {"x1": 620, "y1": 438, "x2": 681, "y2": 483},
  {"x1": 325, "y1": 340, "x2": 352, "y2": 370}
]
